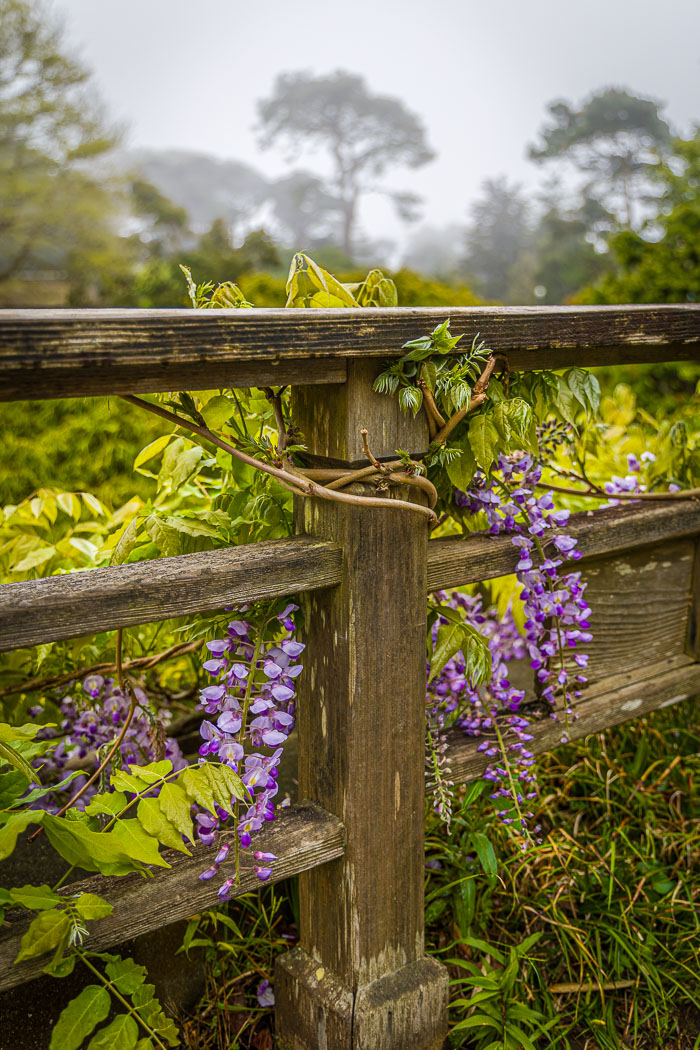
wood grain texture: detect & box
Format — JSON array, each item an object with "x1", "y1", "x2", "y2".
[
  {"x1": 444, "y1": 658, "x2": 700, "y2": 787},
  {"x1": 293, "y1": 359, "x2": 428, "y2": 465},
  {"x1": 1, "y1": 304, "x2": 698, "y2": 401},
  {"x1": 686, "y1": 539, "x2": 700, "y2": 660},
  {"x1": 0, "y1": 801, "x2": 344, "y2": 993},
  {"x1": 276, "y1": 949, "x2": 448, "y2": 1050},
  {"x1": 292, "y1": 491, "x2": 429, "y2": 989},
  {"x1": 0, "y1": 537, "x2": 342, "y2": 652},
  {"x1": 2, "y1": 503, "x2": 696, "y2": 654},
  {"x1": 427, "y1": 501, "x2": 700, "y2": 592},
  {"x1": 578, "y1": 540, "x2": 694, "y2": 685}
]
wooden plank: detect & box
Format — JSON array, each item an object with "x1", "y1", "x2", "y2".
[
  {"x1": 686, "y1": 539, "x2": 700, "y2": 660},
  {"x1": 577, "y1": 540, "x2": 694, "y2": 687},
  {"x1": 442, "y1": 658, "x2": 700, "y2": 787},
  {"x1": 427, "y1": 501, "x2": 700, "y2": 592},
  {"x1": 276, "y1": 390, "x2": 448, "y2": 1047},
  {"x1": 293, "y1": 359, "x2": 428, "y2": 465},
  {"x1": 1, "y1": 305, "x2": 698, "y2": 401},
  {"x1": 2, "y1": 503, "x2": 697, "y2": 654},
  {"x1": 0, "y1": 537, "x2": 342, "y2": 652},
  {"x1": 0, "y1": 801, "x2": 344, "y2": 993}
]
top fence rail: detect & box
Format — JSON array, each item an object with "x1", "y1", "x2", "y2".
[{"x1": 1, "y1": 304, "x2": 699, "y2": 402}]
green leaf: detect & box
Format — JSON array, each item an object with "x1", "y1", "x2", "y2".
[
  {"x1": 180, "y1": 765, "x2": 216, "y2": 812},
  {"x1": 105, "y1": 955, "x2": 148, "y2": 995},
  {"x1": 111, "y1": 517, "x2": 143, "y2": 567},
  {"x1": 44, "y1": 953, "x2": 76, "y2": 978},
  {"x1": 470, "y1": 831, "x2": 499, "y2": 883},
  {"x1": 9, "y1": 884, "x2": 60, "y2": 911},
  {"x1": 87, "y1": 1014, "x2": 139, "y2": 1050},
  {"x1": 144, "y1": 514, "x2": 181, "y2": 558},
  {"x1": 0, "y1": 721, "x2": 45, "y2": 743},
  {"x1": 201, "y1": 395, "x2": 235, "y2": 430},
  {"x1": 110, "y1": 770, "x2": 153, "y2": 794},
  {"x1": 128, "y1": 760, "x2": 173, "y2": 784},
  {"x1": 49, "y1": 985, "x2": 110, "y2": 1050},
  {"x1": 467, "y1": 413, "x2": 500, "y2": 472},
  {"x1": 11, "y1": 546, "x2": 56, "y2": 572},
  {"x1": 555, "y1": 378, "x2": 580, "y2": 427},
  {"x1": 85, "y1": 791, "x2": 128, "y2": 818},
  {"x1": 109, "y1": 819, "x2": 171, "y2": 868},
  {"x1": 137, "y1": 797, "x2": 191, "y2": 855},
  {"x1": 158, "y1": 782, "x2": 194, "y2": 842},
  {"x1": 42, "y1": 814, "x2": 140, "y2": 876},
  {"x1": 566, "y1": 367, "x2": 600, "y2": 417},
  {"x1": 0, "y1": 811, "x2": 41, "y2": 860},
  {"x1": 0, "y1": 770, "x2": 32, "y2": 809},
  {"x1": 16, "y1": 909, "x2": 71, "y2": 962},
  {"x1": 133, "y1": 435, "x2": 173, "y2": 472},
  {"x1": 445, "y1": 441, "x2": 476, "y2": 491},
  {"x1": 73, "y1": 892, "x2": 113, "y2": 920},
  {"x1": 0, "y1": 740, "x2": 35, "y2": 781},
  {"x1": 398, "y1": 385, "x2": 423, "y2": 416},
  {"x1": 421, "y1": 360, "x2": 437, "y2": 392},
  {"x1": 428, "y1": 623, "x2": 468, "y2": 683}
]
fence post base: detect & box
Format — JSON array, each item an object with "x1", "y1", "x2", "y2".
[{"x1": 275, "y1": 946, "x2": 448, "y2": 1050}]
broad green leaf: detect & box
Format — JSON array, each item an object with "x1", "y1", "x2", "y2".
[
  {"x1": 44, "y1": 953, "x2": 76, "y2": 978},
  {"x1": 158, "y1": 782, "x2": 194, "y2": 842},
  {"x1": 87, "y1": 1014, "x2": 139, "y2": 1050},
  {"x1": 201, "y1": 395, "x2": 235, "y2": 430},
  {"x1": 85, "y1": 791, "x2": 128, "y2": 817},
  {"x1": 565, "y1": 367, "x2": 600, "y2": 417},
  {"x1": 180, "y1": 765, "x2": 216, "y2": 813},
  {"x1": 0, "y1": 722, "x2": 44, "y2": 743},
  {"x1": 470, "y1": 831, "x2": 499, "y2": 882},
  {"x1": 73, "y1": 892, "x2": 113, "y2": 920},
  {"x1": 555, "y1": 378, "x2": 580, "y2": 427},
  {"x1": 49, "y1": 985, "x2": 110, "y2": 1050},
  {"x1": 421, "y1": 360, "x2": 438, "y2": 392},
  {"x1": 445, "y1": 441, "x2": 476, "y2": 491},
  {"x1": 0, "y1": 811, "x2": 41, "y2": 860},
  {"x1": 137, "y1": 797, "x2": 191, "y2": 855},
  {"x1": 111, "y1": 770, "x2": 153, "y2": 794},
  {"x1": 0, "y1": 740, "x2": 35, "y2": 781},
  {"x1": 16, "y1": 909, "x2": 70, "y2": 962},
  {"x1": 133, "y1": 434, "x2": 173, "y2": 471},
  {"x1": 11, "y1": 546, "x2": 56, "y2": 572},
  {"x1": 144, "y1": 514, "x2": 180, "y2": 558},
  {"x1": 0, "y1": 769, "x2": 32, "y2": 809},
  {"x1": 109, "y1": 819, "x2": 171, "y2": 868},
  {"x1": 43, "y1": 814, "x2": 140, "y2": 876},
  {"x1": 111, "y1": 517, "x2": 143, "y2": 567},
  {"x1": 9, "y1": 884, "x2": 60, "y2": 910},
  {"x1": 57, "y1": 492, "x2": 82, "y2": 519},
  {"x1": 163, "y1": 515, "x2": 220, "y2": 538},
  {"x1": 128, "y1": 760, "x2": 173, "y2": 783},
  {"x1": 428, "y1": 623, "x2": 468, "y2": 683},
  {"x1": 105, "y1": 955, "x2": 148, "y2": 995},
  {"x1": 467, "y1": 413, "x2": 500, "y2": 472},
  {"x1": 81, "y1": 492, "x2": 106, "y2": 517}
]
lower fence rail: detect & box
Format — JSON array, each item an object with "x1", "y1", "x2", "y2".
[{"x1": 0, "y1": 801, "x2": 344, "y2": 992}]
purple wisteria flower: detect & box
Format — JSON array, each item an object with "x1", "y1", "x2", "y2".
[
  {"x1": 442, "y1": 452, "x2": 594, "y2": 844},
  {"x1": 256, "y1": 979, "x2": 275, "y2": 1008},
  {"x1": 195, "y1": 605, "x2": 302, "y2": 893},
  {"x1": 32, "y1": 677, "x2": 185, "y2": 811}
]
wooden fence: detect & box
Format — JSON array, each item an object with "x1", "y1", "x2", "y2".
[{"x1": 0, "y1": 305, "x2": 699, "y2": 1049}]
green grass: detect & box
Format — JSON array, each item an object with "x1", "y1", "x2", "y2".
[{"x1": 426, "y1": 699, "x2": 700, "y2": 1050}]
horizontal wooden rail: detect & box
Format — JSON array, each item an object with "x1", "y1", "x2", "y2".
[
  {"x1": 0, "y1": 801, "x2": 344, "y2": 992},
  {"x1": 427, "y1": 500, "x2": 700, "y2": 591},
  {"x1": 1, "y1": 503, "x2": 698, "y2": 653},
  {"x1": 0, "y1": 537, "x2": 342, "y2": 652},
  {"x1": 1, "y1": 305, "x2": 698, "y2": 401},
  {"x1": 443, "y1": 658, "x2": 700, "y2": 787}
]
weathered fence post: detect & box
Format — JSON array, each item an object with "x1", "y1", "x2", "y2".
[{"x1": 275, "y1": 365, "x2": 449, "y2": 1049}]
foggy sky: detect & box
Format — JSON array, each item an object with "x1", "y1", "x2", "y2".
[{"x1": 53, "y1": 0, "x2": 700, "y2": 250}]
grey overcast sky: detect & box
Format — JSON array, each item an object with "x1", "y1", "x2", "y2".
[{"x1": 53, "y1": 0, "x2": 700, "y2": 248}]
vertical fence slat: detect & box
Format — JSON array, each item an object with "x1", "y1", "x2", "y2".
[{"x1": 276, "y1": 372, "x2": 448, "y2": 1049}]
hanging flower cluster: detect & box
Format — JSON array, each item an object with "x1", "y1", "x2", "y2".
[
  {"x1": 196, "y1": 604, "x2": 302, "y2": 897},
  {"x1": 32, "y1": 676, "x2": 185, "y2": 811},
  {"x1": 431, "y1": 452, "x2": 594, "y2": 841}
]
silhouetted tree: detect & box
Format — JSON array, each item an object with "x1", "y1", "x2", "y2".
[
  {"x1": 256, "y1": 70, "x2": 434, "y2": 255},
  {"x1": 461, "y1": 178, "x2": 531, "y2": 301},
  {"x1": 529, "y1": 88, "x2": 672, "y2": 229}
]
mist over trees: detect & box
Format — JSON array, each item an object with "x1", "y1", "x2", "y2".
[{"x1": 1, "y1": 0, "x2": 698, "y2": 310}]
